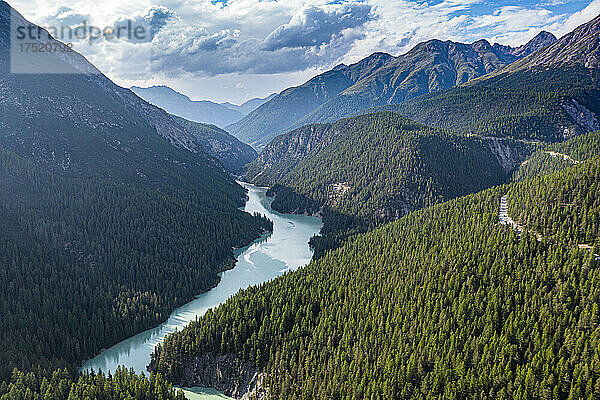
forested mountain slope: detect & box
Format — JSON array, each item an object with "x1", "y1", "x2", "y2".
[
  {"x1": 509, "y1": 157, "x2": 600, "y2": 246},
  {"x1": 378, "y1": 15, "x2": 600, "y2": 142},
  {"x1": 247, "y1": 111, "x2": 530, "y2": 254},
  {"x1": 228, "y1": 32, "x2": 554, "y2": 148},
  {"x1": 0, "y1": 368, "x2": 185, "y2": 400},
  {"x1": 0, "y1": 0, "x2": 272, "y2": 388},
  {"x1": 171, "y1": 116, "x2": 257, "y2": 173},
  {"x1": 0, "y1": 143, "x2": 271, "y2": 381},
  {"x1": 131, "y1": 86, "x2": 245, "y2": 128},
  {"x1": 151, "y1": 155, "x2": 600, "y2": 400},
  {"x1": 514, "y1": 130, "x2": 600, "y2": 181}
]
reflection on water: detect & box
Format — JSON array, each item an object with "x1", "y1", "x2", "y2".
[
  {"x1": 81, "y1": 183, "x2": 322, "y2": 399},
  {"x1": 180, "y1": 387, "x2": 233, "y2": 399}
]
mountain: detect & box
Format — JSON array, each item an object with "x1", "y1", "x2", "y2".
[
  {"x1": 498, "y1": 17, "x2": 600, "y2": 72},
  {"x1": 0, "y1": 0, "x2": 272, "y2": 382},
  {"x1": 227, "y1": 33, "x2": 555, "y2": 148},
  {"x1": 226, "y1": 52, "x2": 393, "y2": 148},
  {"x1": 131, "y1": 85, "x2": 244, "y2": 128},
  {"x1": 171, "y1": 115, "x2": 257, "y2": 173},
  {"x1": 379, "y1": 15, "x2": 600, "y2": 142},
  {"x1": 293, "y1": 31, "x2": 558, "y2": 128},
  {"x1": 492, "y1": 30, "x2": 558, "y2": 58},
  {"x1": 246, "y1": 111, "x2": 530, "y2": 254},
  {"x1": 0, "y1": 6, "x2": 238, "y2": 198},
  {"x1": 151, "y1": 139, "x2": 600, "y2": 400},
  {"x1": 220, "y1": 93, "x2": 277, "y2": 116}
]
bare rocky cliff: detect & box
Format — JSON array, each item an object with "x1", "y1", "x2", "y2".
[{"x1": 176, "y1": 354, "x2": 267, "y2": 400}]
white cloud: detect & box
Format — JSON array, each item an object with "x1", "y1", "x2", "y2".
[
  {"x1": 7, "y1": 0, "x2": 599, "y2": 102},
  {"x1": 262, "y1": 3, "x2": 374, "y2": 50},
  {"x1": 547, "y1": 0, "x2": 600, "y2": 36},
  {"x1": 113, "y1": 5, "x2": 175, "y2": 42},
  {"x1": 39, "y1": 4, "x2": 91, "y2": 27}
]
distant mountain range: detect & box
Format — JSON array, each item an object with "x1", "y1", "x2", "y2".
[
  {"x1": 220, "y1": 93, "x2": 277, "y2": 116},
  {"x1": 131, "y1": 86, "x2": 275, "y2": 128},
  {"x1": 227, "y1": 31, "x2": 557, "y2": 148},
  {"x1": 170, "y1": 116, "x2": 257, "y2": 173},
  {"x1": 379, "y1": 14, "x2": 600, "y2": 142}
]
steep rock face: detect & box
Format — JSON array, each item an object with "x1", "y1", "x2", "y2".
[
  {"x1": 562, "y1": 98, "x2": 600, "y2": 137},
  {"x1": 367, "y1": 31, "x2": 556, "y2": 99},
  {"x1": 177, "y1": 354, "x2": 266, "y2": 400},
  {"x1": 245, "y1": 124, "x2": 343, "y2": 185},
  {"x1": 485, "y1": 137, "x2": 532, "y2": 171}
]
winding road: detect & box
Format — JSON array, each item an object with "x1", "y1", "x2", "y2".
[
  {"x1": 499, "y1": 195, "x2": 542, "y2": 241},
  {"x1": 544, "y1": 151, "x2": 580, "y2": 164}
]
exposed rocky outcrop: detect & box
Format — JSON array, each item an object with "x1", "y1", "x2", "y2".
[
  {"x1": 485, "y1": 137, "x2": 531, "y2": 172},
  {"x1": 245, "y1": 123, "x2": 344, "y2": 186},
  {"x1": 562, "y1": 98, "x2": 600, "y2": 137},
  {"x1": 177, "y1": 353, "x2": 267, "y2": 400}
]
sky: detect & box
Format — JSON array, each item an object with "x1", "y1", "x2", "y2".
[{"x1": 8, "y1": 0, "x2": 600, "y2": 104}]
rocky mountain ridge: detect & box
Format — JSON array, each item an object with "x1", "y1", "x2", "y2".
[{"x1": 228, "y1": 31, "x2": 556, "y2": 147}]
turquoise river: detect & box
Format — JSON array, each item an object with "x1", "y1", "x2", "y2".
[{"x1": 81, "y1": 183, "x2": 323, "y2": 399}]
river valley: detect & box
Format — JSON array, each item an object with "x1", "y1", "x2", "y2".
[{"x1": 81, "y1": 183, "x2": 322, "y2": 399}]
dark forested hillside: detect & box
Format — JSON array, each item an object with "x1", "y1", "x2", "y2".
[
  {"x1": 0, "y1": 0, "x2": 272, "y2": 390},
  {"x1": 0, "y1": 368, "x2": 185, "y2": 400},
  {"x1": 247, "y1": 111, "x2": 529, "y2": 254},
  {"x1": 171, "y1": 115, "x2": 257, "y2": 173},
  {"x1": 509, "y1": 157, "x2": 600, "y2": 246},
  {"x1": 0, "y1": 146, "x2": 272, "y2": 381},
  {"x1": 151, "y1": 155, "x2": 600, "y2": 400}
]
